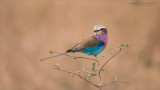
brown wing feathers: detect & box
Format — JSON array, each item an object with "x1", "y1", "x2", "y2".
[{"x1": 66, "y1": 35, "x2": 100, "y2": 52}]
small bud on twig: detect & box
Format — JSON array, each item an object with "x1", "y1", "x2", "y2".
[
  {"x1": 54, "y1": 64, "x2": 60, "y2": 69},
  {"x1": 49, "y1": 50, "x2": 54, "y2": 54}
]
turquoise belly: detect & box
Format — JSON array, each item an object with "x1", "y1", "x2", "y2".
[{"x1": 80, "y1": 42, "x2": 104, "y2": 56}]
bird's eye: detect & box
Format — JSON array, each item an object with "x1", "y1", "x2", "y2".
[{"x1": 100, "y1": 28, "x2": 104, "y2": 30}]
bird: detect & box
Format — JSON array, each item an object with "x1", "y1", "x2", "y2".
[{"x1": 41, "y1": 25, "x2": 108, "y2": 61}]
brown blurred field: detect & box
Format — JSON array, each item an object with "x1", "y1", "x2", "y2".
[{"x1": 0, "y1": 0, "x2": 160, "y2": 90}]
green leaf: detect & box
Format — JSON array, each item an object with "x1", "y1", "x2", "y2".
[
  {"x1": 114, "y1": 75, "x2": 118, "y2": 81},
  {"x1": 92, "y1": 63, "x2": 96, "y2": 71},
  {"x1": 54, "y1": 64, "x2": 60, "y2": 69},
  {"x1": 49, "y1": 50, "x2": 54, "y2": 54}
]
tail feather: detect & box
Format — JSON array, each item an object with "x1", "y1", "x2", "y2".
[
  {"x1": 66, "y1": 49, "x2": 77, "y2": 53},
  {"x1": 41, "y1": 52, "x2": 68, "y2": 61},
  {"x1": 66, "y1": 49, "x2": 72, "y2": 52}
]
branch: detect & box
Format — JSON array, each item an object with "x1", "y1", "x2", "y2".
[
  {"x1": 81, "y1": 67, "x2": 95, "y2": 74},
  {"x1": 100, "y1": 45, "x2": 128, "y2": 71},
  {"x1": 103, "y1": 80, "x2": 129, "y2": 87},
  {"x1": 100, "y1": 49, "x2": 122, "y2": 70},
  {"x1": 99, "y1": 47, "x2": 121, "y2": 62},
  {"x1": 97, "y1": 60, "x2": 103, "y2": 90},
  {"x1": 45, "y1": 43, "x2": 129, "y2": 90},
  {"x1": 54, "y1": 50, "x2": 98, "y2": 61},
  {"x1": 52, "y1": 68, "x2": 99, "y2": 88}
]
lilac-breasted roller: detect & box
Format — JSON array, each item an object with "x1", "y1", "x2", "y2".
[{"x1": 41, "y1": 25, "x2": 108, "y2": 61}]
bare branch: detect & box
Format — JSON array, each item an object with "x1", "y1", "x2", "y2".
[
  {"x1": 54, "y1": 51, "x2": 98, "y2": 61},
  {"x1": 100, "y1": 49, "x2": 122, "y2": 70},
  {"x1": 52, "y1": 68, "x2": 99, "y2": 88},
  {"x1": 100, "y1": 45, "x2": 128, "y2": 71},
  {"x1": 99, "y1": 47, "x2": 120, "y2": 62},
  {"x1": 45, "y1": 43, "x2": 129, "y2": 90},
  {"x1": 81, "y1": 68, "x2": 95, "y2": 74},
  {"x1": 103, "y1": 80, "x2": 129, "y2": 87},
  {"x1": 97, "y1": 60, "x2": 103, "y2": 90}
]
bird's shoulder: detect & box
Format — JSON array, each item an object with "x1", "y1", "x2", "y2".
[
  {"x1": 73, "y1": 35, "x2": 101, "y2": 51},
  {"x1": 81, "y1": 35, "x2": 100, "y2": 47}
]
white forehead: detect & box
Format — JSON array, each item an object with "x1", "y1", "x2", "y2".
[{"x1": 94, "y1": 25, "x2": 107, "y2": 30}]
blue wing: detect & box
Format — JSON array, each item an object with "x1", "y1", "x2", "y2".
[{"x1": 80, "y1": 41, "x2": 104, "y2": 56}]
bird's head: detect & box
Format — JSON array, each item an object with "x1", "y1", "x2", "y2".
[{"x1": 93, "y1": 25, "x2": 107, "y2": 34}]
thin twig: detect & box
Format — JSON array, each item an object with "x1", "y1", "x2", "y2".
[
  {"x1": 47, "y1": 43, "x2": 129, "y2": 90},
  {"x1": 100, "y1": 46, "x2": 127, "y2": 71},
  {"x1": 103, "y1": 80, "x2": 129, "y2": 87},
  {"x1": 97, "y1": 60, "x2": 103, "y2": 90},
  {"x1": 99, "y1": 47, "x2": 120, "y2": 62},
  {"x1": 100, "y1": 49, "x2": 122, "y2": 71},
  {"x1": 81, "y1": 70, "x2": 95, "y2": 74},
  {"x1": 54, "y1": 51, "x2": 98, "y2": 61},
  {"x1": 81, "y1": 68, "x2": 95, "y2": 74},
  {"x1": 52, "y1": 68, "x2": 99, "y2": 88}
]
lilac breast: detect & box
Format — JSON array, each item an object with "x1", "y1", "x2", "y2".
[{"x1": 94, "y1": 33, "x2": 108, "y2": 48}]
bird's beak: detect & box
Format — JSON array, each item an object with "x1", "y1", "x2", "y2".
[{"x1": 94, "y1": 30, "x2": 99, "y2": 32}]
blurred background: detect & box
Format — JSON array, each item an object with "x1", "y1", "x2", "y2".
[{"x1": 0, "y1": 0, "x2": 160, "y2": 90}]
